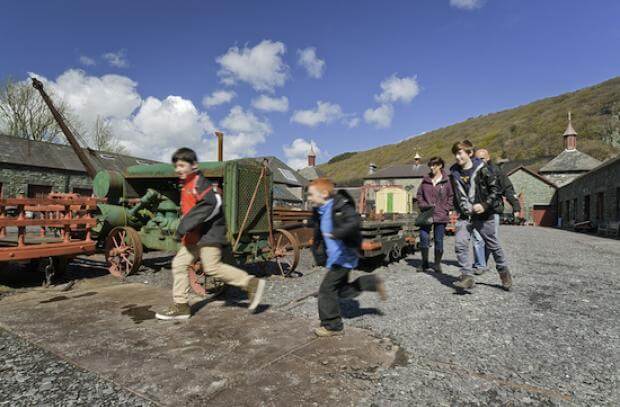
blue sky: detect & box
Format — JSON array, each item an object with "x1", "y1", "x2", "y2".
[{"x1": 1, "y1": 0, "x2": 619, "y2": 167}]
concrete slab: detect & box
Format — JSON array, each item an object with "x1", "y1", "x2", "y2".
[{"x1": 0, "y1": 282, "x2": 400, "y2": 406}]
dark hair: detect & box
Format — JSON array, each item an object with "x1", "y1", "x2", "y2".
[
  {"x1": 451, "y1": 140, "x2": 474, "y2": 155},
  {"x1": 427, "y1": 156, "x2": 445, "y2": 168},
  {"x1": 171, "y1": 147, "x2": 198, "y2": 164}
]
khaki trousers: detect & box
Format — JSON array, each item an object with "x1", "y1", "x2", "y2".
[{"x1": 171, "y1": 245, "x2": 252, "y2": 304}]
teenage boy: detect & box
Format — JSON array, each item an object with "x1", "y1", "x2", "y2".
[
  {"x1": 449, "y1": 141, "x2": 513, "y2": 290},
  {"x1": 308, "y1": 178, "x2": 387, "y2": 337},
  {"x1": 155, "y1": 147, "x2": 266, "y2": 320},
  {"x1": 471, "y1": 148, "x2": 522, "y2": 275}
]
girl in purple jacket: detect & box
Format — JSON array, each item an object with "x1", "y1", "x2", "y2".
[{"x1": 415, "y1": 157, "x2": 454, "y2": 273}]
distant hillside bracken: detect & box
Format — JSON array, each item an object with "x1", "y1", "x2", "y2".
[{"x1": 318, "y1": 77, "x2": 620, "y2": 184}]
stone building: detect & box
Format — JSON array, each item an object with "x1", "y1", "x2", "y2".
[
  {"x1": 0, "y1": 134, "x2": 157, "y2": 198},
  {"x1": 557, "y1": 155, "x2": 620, "y2": 228},
  {"x1": 255, "y1": 156, "x2": 307, "y2": 208},
  {"x1": 362, "y1": 153, "x2": 429, "y2": 208},
  {"x1": 538, "y1": 113, "x2": 602, "y2": 187},
  {"x1": 506, "y1": 166, "x2": 558, "y2": 226}
]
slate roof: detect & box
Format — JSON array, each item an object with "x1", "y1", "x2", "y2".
[
  {"x1": 506, "y1": 165, "x2": 557, "y2": 188},
  {"x1": 539, "y1": 149, "x2": 602, "y2": 174},
  {"x1": 365, "y1": 163, "x2": 430, "y2": 180},
  {"x1": 0, "y1": 134, "x2": 158, "y2": 173},
  {"x1": 254, "y1": 156, "x2": 308, "y2": 187},
  {"x1": 272, "y1": 184, "x2": 303, "y2": 203},
  {"x1": 297, "y1": 166, "x2": 325, "y2": 181}
]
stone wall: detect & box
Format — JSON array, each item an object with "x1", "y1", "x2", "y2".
[
  {"x1": 557, "y1": 158, "x2": 620, "y2": 226},
  {"x1": 0, "y1": 164, "x2": 92, "y2": 197},
  {"x1": 508, "y1": 169, "x2": 557, "y2": 223}
]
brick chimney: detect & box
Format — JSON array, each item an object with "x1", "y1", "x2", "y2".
[
  {"x1": 308, "y1": 145, "x2": 316, "y2": 167},
  {"x1": 564, "y1": 111, "x2": 577, "y2": 151}
]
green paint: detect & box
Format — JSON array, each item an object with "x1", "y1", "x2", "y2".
[{"x1": 387, "y1": 193, "x2": 394, "y2": 213}]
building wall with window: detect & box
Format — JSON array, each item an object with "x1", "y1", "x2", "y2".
[
  {"x1": 507, "y1": 167, "x2": 557, "y2": 225},
  {"x1": 557, "y1": 156, "x2": 620, "y2": 227}
]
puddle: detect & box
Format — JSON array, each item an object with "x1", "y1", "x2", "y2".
[
  {"x1": 121, "y1": 305, "x2": 156, "y2": 324},
  {"x1": 40, "y1": 295, "x2": 69, "y2": 303},
  {"x1": 72, "y1": 292, "x2": 98, "y2": 299}
]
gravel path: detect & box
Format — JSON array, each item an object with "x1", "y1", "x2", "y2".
[{"x1": 1, "y1": 226, "x2": 618, "y2": 405}]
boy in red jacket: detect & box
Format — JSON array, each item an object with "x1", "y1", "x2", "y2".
[{"x1": 155, "y1": 148, "x2": 266, "y2": 320}]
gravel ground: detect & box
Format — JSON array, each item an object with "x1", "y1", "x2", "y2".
[{"x1": 1, "y1": 226, "x2": 618, "y2": 405}]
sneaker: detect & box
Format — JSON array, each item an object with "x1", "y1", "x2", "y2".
[
  {"x1": 247, "y1": 277, "x2": 266, "y2": 312},
  {"x1": 473, "y1": 268, "x2": 487, "y2": 276},
  {"x1": 376, "y1": 277, "x2": 388, "y2": 301},
  {"x1": 453, "y1": 274, "x2": 475, "y2": 289},
  {"x1": 499, "y1": 269, "x2": 513, "y2": 291},
  {"x1": 155, "y1": 303, "x2": 191, "y2": 320},
  {"x1": 314, "y1": 326, "x2": 344, "y2": 337}
]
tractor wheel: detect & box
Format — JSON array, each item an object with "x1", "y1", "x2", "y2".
[
  {"x1": 105, "y1": 226, "x2": 143, "y2": 279},
  {"x1": 273, "y1": 229, "x2": 301, "y2": 277}
]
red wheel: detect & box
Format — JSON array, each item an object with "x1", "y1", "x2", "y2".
[
  {"x1": 105, "y1": 226, "x2": 143, "y2": 278},
  {"x1": 273, "y1": 229, "x2": 300, "y2": 276},
  {"x1": 188, "y1": 261, "x2": 225, "y2": 297}
]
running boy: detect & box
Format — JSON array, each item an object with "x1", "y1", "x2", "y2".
[
  {"x1": 308, "y1": 178, "x2": 386, "y2": 337},
  {"x1": 449, "y1": 140, "x2": 513, "y2": 290},
  {"x1": 155, "y1": 148, "x2": 266, "y2": 320}
]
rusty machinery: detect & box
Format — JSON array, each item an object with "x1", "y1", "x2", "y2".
[{"x1": 31, "y1": 79, "x2": 301, "y2": 294}]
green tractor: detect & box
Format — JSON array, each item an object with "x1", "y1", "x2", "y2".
[{"x1": 92, "y1": 159, "x2": 301, "y2": 289}]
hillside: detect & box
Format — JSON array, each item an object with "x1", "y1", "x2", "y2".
[{"x1": 319, "y1": 77, "x2": 620, "y2": 184}]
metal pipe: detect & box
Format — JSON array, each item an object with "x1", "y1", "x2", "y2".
[
  {"x1": 214, "y1": 131, "x2": 224, "y2": 161},
  {"x1": 31, "y1": 78, "x2": 98, "y2": 179}
]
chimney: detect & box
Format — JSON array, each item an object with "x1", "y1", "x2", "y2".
[
  {"x1": 368, "y1": 162, "x2": 377, "y2": 175},
  {"x1": 563, "y1": 111, "x2": 577, "y2": 151},
  {"x1": 308, "y1": 145, "x2": 316, "y2": 167}
]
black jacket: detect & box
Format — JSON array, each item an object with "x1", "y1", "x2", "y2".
[
  {"x1": 486, "y1": 162, "x2": 521, "y2": 212},
  {"x1": 449, "y1": 158, "x2": 504, "y2": 220},
  {"x1": 175, "y1": 172, "x2": 228, "y2": 246},
  {"x1": 311, "y1": 190, "x2": 362, "y2": 267}
]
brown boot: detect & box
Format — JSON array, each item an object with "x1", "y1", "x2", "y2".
[
  {"x1": 453, "y1": 274, "x2": 475, "y2": 289},
  {"x1": 498, "y1": 269, "x2": 513, "y2": 291},
  {"x1": 314, "y1": 326, "x2": 344, "y2": 337},
  {"x1": 155, "y1": 303, "x2": 191, "y2": 320}
]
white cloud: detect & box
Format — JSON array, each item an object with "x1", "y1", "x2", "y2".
[
  {"x1": 102, "y1": 49, "x2": 129, "y2": 68},
  {"x1": 30, "y1": 69, "x2": 141, "y2": 128},
  {"x1": 290, "y1": 101, "x2": 343, "y2": 127},
  {"x1": 202, "y1": 90, "x2": 236, "y2": 108},
  {"x1": 79, "y1": 56, "x2": 96, "y2": 66},
  {"x1": 219, "y1": 105, "x2": 272, "y2": 158},
  {"x1": 450, "y1": 0, "x2": 484, "y2": 10},
  {"x1": 376, "y1": 74, "x2": 420, "y2": 104},
  {"x1": 283, "y1": 138, "x2": 321, "y2": 169},
  {"x1": 344, "y1": 116, "x2": 360, "y2": 128},
  {"x1": 216, "y1": 40, "x2": 288, "y2": 92},
  {"x1": 297, "y1": 47, "x2": 325, "y2": 79},
  {"x1": 364, "y1": 104, "x2": 394, "y2": 128},
  {"x1": 252, "y1": 95, "x2": 289, "y2": 112},
  {"x1": 27, "y1": 69, "x2": 267, "y2": 162}
]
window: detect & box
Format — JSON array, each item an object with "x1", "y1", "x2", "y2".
[
  {"x1": 573, "y1": 198, "x2": 577, "y2": 221},
  {"x1": 72, "y1": 187, "x2": 93, "y2": 196},
  {"x1": 596, "y1": 192, "x2": 604, "y2": 221},
  {"x1": 584, "y1": 195, "x2": 591, "y2": 221},
  {"x1": 616, "y1": 187, "x2": 620, "y2": 221},
  {"x1": 27, "y1": 184, "x2": 52, "y2": 198},
  {"x1": 278, "y1": 168, "x2": 298, "y2": 183}
]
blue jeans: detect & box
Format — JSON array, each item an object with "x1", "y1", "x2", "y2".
[
  {"x1": 472, "y1": 213, "x2": 500, "y2": 270},
  {"x1": 419, "y1": 223, "x2": 446, "y2": 252}
]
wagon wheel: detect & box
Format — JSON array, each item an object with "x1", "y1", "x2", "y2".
[
  {"x1": 273, "y1": 229, "x2": 301, "y2": 277},
  {"x1": 105, "y1": 226, "x2": 143, "y2": 279},
  {"x1": 188, "y1": 261, "x2": 226, "y2": 298},
  {"x1": 389, "y1": 245, "x2": 402, "y2": 262}
]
